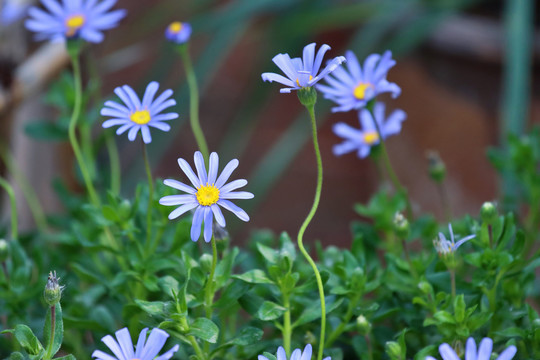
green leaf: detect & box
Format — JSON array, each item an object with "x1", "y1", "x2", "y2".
[
  {"x1": 7, "y1": 352, "x2": 25, "y2": 360},
  {"x1": 188, "y1": 318, "x2": 219, "y2": 343},
  {"x1": 135, "y1": 300, "x2": 170, "y2": 317},
  {"x1": 233, "y1": 269, "x2": 274, "y2": 284},
  {"x1": 293, "y1": 296, "x2": 344, "y2": 327},
  {"x1": 256, "y1": 301, "x2": 287, "y2": 321},
  {"x1": 256, "y1": 242, "x2": 278, "y2": 264},
  {"x1": 43, "y1": 303, "x2": 63, "y2": 358},
  {"x1": 454, "y1": 295, "x2": 465, "y2": 323},
  {"x1": 262, "y1": 352, "x2": 277, "y2": 360},
  {"x1": 2, "y1": 325, "x2": 43, "y2": 355},
  {"x1": 54, "y1": 355, "x2": 77, "y2": 360},
  {"x1": 433, "y1": 311, "x2": 456, "y2": 324},
  {"x1": 229, "y1": 326, "x2": 263, "y2": 345}
]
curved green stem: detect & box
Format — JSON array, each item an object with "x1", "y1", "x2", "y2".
[
  {"x1": 298, "y1": 104, "x2": 326, "y2": 360},
  {"x1": 67, "y1": 50, "x2": 100, "y2": 207},
  {"x1": 0, "y1": 177, "x2": 18, "y2": 240},
  {"x1": 178, "y1": 45, "x2": 210, "y2": 162},
  {"x1": 449, "y1": 268, "x2": 456, "y2": 300},
  {"x1": 325, "y1": 293, "x2": 361, "y2": 348},
  {"x1": 141, "y1": 141, "x2": 154, "y2": 250}
]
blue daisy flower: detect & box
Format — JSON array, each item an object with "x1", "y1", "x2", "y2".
[
  {"x1": 159, "y1": 151, "x2": 254, "y2": 243},
  {"x1": 261, "y1": 43, "x2": 346, "y2": 93},
  {"x1": 426, "y1": 337, "x2": 517, "y2": 360},
  {"x1": 165, "y1": 21, "x2": 191, "y2": 44},
  {"x1": 92, "y1": 327, "x2": 179, "y2": 360},
  {"x1": 332, "y1": 102, "x2": 406, "y2": 158},
  {"x1": 101, "y1": 81, "x2": 179, "y2": 144},
  {"x1": 317, "y1": 50, "x2": 401, "y2": 112},
  {"x1": 433, "y1": 224, "x2": 475, "y2": 256},
  {"x1": 25, "y1": 0, "x2": 126, "y2": 43},
  {"x1": 259, "y1": 344, "x2": 331, "y2": 360},
  {"x1": 1, "y1": 0, "x2": 29, "y2": 25}
]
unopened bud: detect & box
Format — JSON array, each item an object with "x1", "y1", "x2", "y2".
[
  {"x1": 356, "y1": 315, "x2": 371, "y2": 335},
  {"x1": 385, "y1": 341, "x2": 402, "y2": 360},
  {"x1": 426, "y1": 151, "x2": 446, "y2": 183},
  {"x1": 0, "y1": 239, "x2": 9, "y2": 262},
  {"x1": 297, "y1": 86, "x2": 317, "y2": 107},
  {"x1": 304, "y1": 331, "x2": 317, "y2": 346},
  {"x1": 393, "y1": 212, "x2": 410, "y2": 239},
  {"x1": 480, "y1": 202, "x2": 497, "y2": 224},
  {"x1": 44, "y1": 271, "x2": 62, "y2": 306}
]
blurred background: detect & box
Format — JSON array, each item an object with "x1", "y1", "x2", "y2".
[{"x1": 0, "y1": 0, "x2": 538, "y2": 247}]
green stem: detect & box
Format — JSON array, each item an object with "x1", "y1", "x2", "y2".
[
  {"x1": 298, "y1": 104, "x2": 326, "y2": 360},
  {"x1": 44, "y1": 305, "x2": 55, "y2": 360},
  {"x1": 325, "y1": 293, "x2": 361, "y2": 348},
  {"x1": 0, "y1": 147, "x2": 47, "y2": 232},
  {"x1": 141, "y1": 140, "x2": 154, "y2": 250},
  {"x1": 67, "y1": 50, "x2": 100, "y2": 207},
  {"x1": 449, "y1": 268, "x2": 456, "y2": 300},
  {"x1": 401, "y1": 238, "x2": 418, "y2": 280},
  {"x1": 204, "y1": 235, "x2": 217, "y2": 316},
  {"x1": 105, "y1": 132, "x2": 121, "y2": 195},
  {"x1": 437, "y1": 181, "x2": 452, "y2": 223},
  {"x1": 0, "y1": 177, "x2": 18, "y2": 240},
  {"x1": 282, "y1": 291, "x2": 291, "y2": 355},
  {"x1": 179, "y1": 45, "x2": 210, "y2": 162},
  {"x1": 179, "y1": 317, "x2": 206, "y2": 360}
]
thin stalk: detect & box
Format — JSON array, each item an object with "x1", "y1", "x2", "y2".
[
  {"x1": 401, "y1": 238, "x2": 418, "y2": 280},
  {"x1": 178, "y1": 45, "x2": 209, "y2": 162},
  {"x1": 298, "y1": 104, "x2": 326, "y2": 360},
  {"x1": 325, "y1": 293, "x2": 361, "y2": 348},
  {"x1": 44, "y1": 305, "x2": 55, "y2": 360},
  {"x1": 0, "y1": 177, "x2": 18, "y2": 240},
  {"x1": 371, "y1": 119, "x2": 413, "y2": 220},
  {"x1": 141, "y1": 140, "x2": 154, "y2": 250},
  {"x1": 0, "y1": 148, "x2": 47, "y2": 231},
  {"x1": 282, "y1": 292, "x2": 292, "y2": 355},
  {"x1": 105, "y1": 132, "x2": 121, "y2": 195},
  {"x1": 67, "y1": 52, "x2": 100, "y2": 206},
  {"x1": 449, "y1": 268, "x2": 456, "y2": 300},
  {"x1": 2, "y1": 261, "x2": 9, "y2": 285},
  {"x1": 488, "y1": 224, "x2": 493, "y2": 249},
  {"x1": 179, "y1": 316, "x2": 206, "y2": 360},
  {"x1": 204, "y1": 236, "x2": 217, "y2": 317},
  {"x1": 365, "y1": 334, "x2": 374, "y2": 360}
]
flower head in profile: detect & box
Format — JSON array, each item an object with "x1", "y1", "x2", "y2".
[
  {"x1": 317, "y1": 50, "x2": 401, "y2": 112},
  {"x1": 160, "y1": 151, "x2": 254, "y2": 243},
  {"x1": 333, "y1": 102, "x2": 406, "y2": 158},
  {"x1": 433, "y1": 224, "x2": 475, "y2": 256},
  {"x1": 25, "y1": 0, "x2": 126, "y2": 43},
  {"x1": 426, "y1": 337, "x2": 517, "y2": 360},
  {"x1": 165, "y1": 21, "x2": 191, "y2": 44},
  {"x1": 259, "y1": 344, "x2": 331, "y2": 360},
  {"x1": 101, "y1": 81, "x2": 178, "y2": 144},
  {"x1": 92, "y1": 327, "x2": 179, "y2": 360},
  {"x1": 261, "y1": 43, "x2": 346, "y2": 93}
]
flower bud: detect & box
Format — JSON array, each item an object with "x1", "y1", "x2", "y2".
[
  {"x1": 0, "y1": 239, "x2": 9, "y2": 262},
  {"x1": 385, "y1": 341, "x2": 402, "y2": 360},
  {"x1": 297, "y1": 86, "x2": 317, "y2": 107},
  {"x1": 417, "y1": 280, "x2": 433, "y2": 295},
  {"x1": 393, "y1": 212, "x2": 410, "y2": 239},
  {"x1": 304, "y1": 331, "x2": 317, "y2": 346},
  {"x1": 480, "y1": 202, "x2": 497, "y2": 224},
  {"x1": 44, "y1": 271, "x2": 62, "y2": 306},
  {"x1": 426, "y1": 150, "x2": 446, "y2": 183},
  {"x1": 356, "y1": 315, "x2": 371, "y2": 335}
]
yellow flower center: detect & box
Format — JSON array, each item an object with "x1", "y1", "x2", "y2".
[
  {"x1": 130, "y1": 110, "x2": 151, "y2": 125},
  {"x1": 168, "y1": 21, "x2": 183, "y2": 34},
  {"x1": 65, "y1": 14, "x2": 85, "y2": 36},
  {"x1": 196, "y1": 184, "x2": 220, "y2": 206},
  {"x1": 353, "y1": 82, "x2": 373, "y2": 100},
  {"x1": 363, "y1": 131, "x2": 379, "y2": 145},
  {"x1": 296, "y1": 75, "x2": 313, "y2": 87}
]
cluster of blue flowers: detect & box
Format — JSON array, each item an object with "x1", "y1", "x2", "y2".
[{"x1": 22, "y1": 1, "x2": 518, "y2": 360}]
